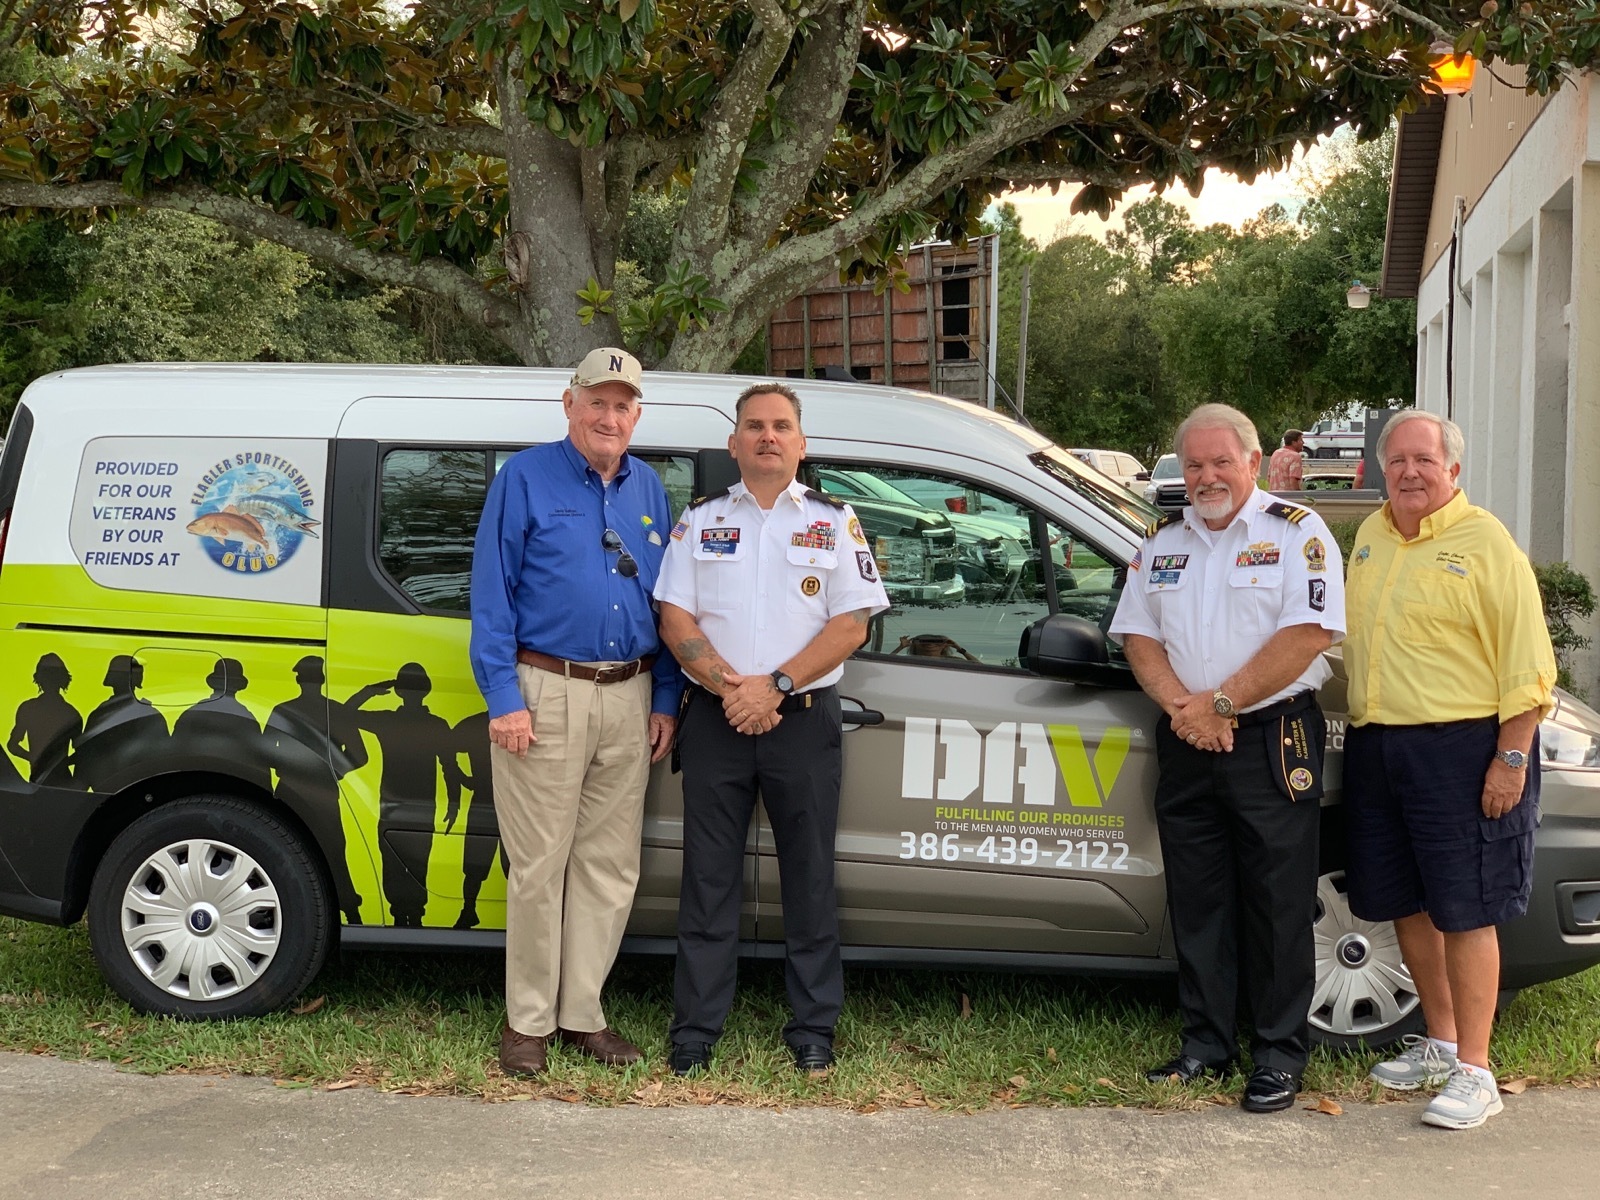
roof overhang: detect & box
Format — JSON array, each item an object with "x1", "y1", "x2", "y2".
[{"x1": 1379, "y1": 96, "x2": 1448, "y2": 299}]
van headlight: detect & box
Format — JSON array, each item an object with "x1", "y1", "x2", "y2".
[{"x1": 1542, "y1": 696, "x2": 1600, "y2": 769}]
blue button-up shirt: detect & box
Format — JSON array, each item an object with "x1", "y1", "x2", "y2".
[{"x1": 470, "y1": 438, "x2": 681, "y2": 719}]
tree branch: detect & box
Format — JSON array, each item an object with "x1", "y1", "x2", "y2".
[
  {"x1": 0, "y1": 179, "x2": 525, "y2": 352},
  {"x1": 729, "y1": 0, "x2": 870, "y2": 261},
  {"x1": 673, "y1": 0, "x2": 799, "y2": 267}
]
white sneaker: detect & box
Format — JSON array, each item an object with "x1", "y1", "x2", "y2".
[
  {"x1": 1421, "y1": 1065, "x2": 1504, "y2": 1130},
  {"x1": 1369, "y1": 1035, "x2": 1457, "y2": 1091}
]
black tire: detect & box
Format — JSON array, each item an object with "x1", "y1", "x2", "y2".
[
  {"x1": 1307, "y1": 870, "x2": 1428, "y2": 1052},
  {"x1": 86, "y1": 795, "x2": 333, "y2": 1020}
]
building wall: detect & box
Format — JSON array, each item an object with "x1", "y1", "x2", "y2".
[
  {"x1": 1413, "y1": 75, "x2": 1600, "y2": 694},
  {"x1": 1420, "y1": 65, "x2": 1553, "y2": 280}
]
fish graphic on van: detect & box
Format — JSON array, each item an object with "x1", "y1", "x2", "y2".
[
  {"x1": 231, "y1": 496, "x2": 320, "y2": 538},
  {"x1": 186, "y1": 507, "x2": 272, "y2": 553}
]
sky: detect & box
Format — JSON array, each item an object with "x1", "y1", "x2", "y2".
[{"x1": 997, "y1": 137, "x2": 1346, "y2": 244}]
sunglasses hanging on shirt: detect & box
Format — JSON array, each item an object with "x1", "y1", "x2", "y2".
[{"x1": 601, "y1": 528, "x2": 640, "y2": 578}]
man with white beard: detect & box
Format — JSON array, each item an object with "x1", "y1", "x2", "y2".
[{"x1": 1109, "y1": 403, "x2": 1346, "y2": 1113}]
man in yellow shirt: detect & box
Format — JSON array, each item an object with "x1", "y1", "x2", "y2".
[{"x1": 1342, "y1": 410, "x2": 1555, "y2": 1131}]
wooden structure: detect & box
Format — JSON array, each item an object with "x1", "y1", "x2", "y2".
[{"x1": 765, "y1": 236, "x2": 1000, "y2": 406}]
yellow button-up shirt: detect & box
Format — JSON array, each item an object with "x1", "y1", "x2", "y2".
[{"x1": 1343, "y1": 489, "x2": 1555, "y2": 727}]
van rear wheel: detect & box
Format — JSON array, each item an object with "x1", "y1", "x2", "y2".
[{"x1": 87, "y1": 796, "x2": 333, "y2": 1019}]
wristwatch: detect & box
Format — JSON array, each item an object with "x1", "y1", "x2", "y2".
[
  {"x1": 1494, "y1": 749, "x2": 1529, "y2": 770},
  {"x1": 1212, "y1": 690, "x2": 1236, "y2": 718},
  {"x1": 770, "y1": 670, "x2": 795, "y2": 695}
]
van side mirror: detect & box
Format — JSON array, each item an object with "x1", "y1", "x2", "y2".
[{"x1": 1020, "y1": 614, "x2": 1141, "y2": 689}]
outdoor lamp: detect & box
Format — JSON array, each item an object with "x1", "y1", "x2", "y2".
[
  {"x1": 1346, "y1": 281, "x2": 1372, "y2": 310},
  {"x1": 1429, "y1": 42, "x2": 1478, "y2": 95}
]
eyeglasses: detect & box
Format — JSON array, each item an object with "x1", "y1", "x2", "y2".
[{"x1": 601, "y1": 528, "x2": 639, "y2": 578}]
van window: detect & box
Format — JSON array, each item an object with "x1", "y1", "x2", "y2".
[
  {"x1": 380, "y1": 448, "x2": 490, "y2": 612},
  {"x1": 811, "y1": 461, "x2": 1081, "y2": 669},
  {"x1": 384, "y1": 447, "x2": 697, "y2": 614}
]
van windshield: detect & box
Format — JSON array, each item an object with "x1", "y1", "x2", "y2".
[{"x1": 1031, "y1": 447, "x2": 1162, "y2": 538}]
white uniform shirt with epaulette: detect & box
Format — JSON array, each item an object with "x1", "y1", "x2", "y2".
[
  {"x1": 1108, "y1": 488, "x2": 1347, "y2": 711},
  {"x1": 654, "y1": 479, "x2": 890, "y2": 690}
]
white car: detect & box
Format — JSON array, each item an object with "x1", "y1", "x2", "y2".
[{"x1": 1067, "y1": 449, "x2": 1148, "y2": 492}]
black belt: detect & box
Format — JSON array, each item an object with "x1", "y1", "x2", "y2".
[
  {"x1": 1233, "y1": 690, "x2": 1317, "y2": 727},
  {"x1": 688, "y1": 682, "x2": 835, "y2": 714}
]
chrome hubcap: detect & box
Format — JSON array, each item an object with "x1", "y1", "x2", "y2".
[
  {"x1": 1310, "y1": 872, "x2": 1420, "y2": 1038},
  {"x1": 119, "y1": 838, "x2": 281, "y2": 1001}
]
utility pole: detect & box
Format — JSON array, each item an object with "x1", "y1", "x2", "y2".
[{"x1": 1015, "y1": 262, "x2": 1032, "y2": 419}]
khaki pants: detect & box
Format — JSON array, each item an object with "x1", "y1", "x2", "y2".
[{"x1": 491, "y1": 662, "x2": 651, "y2": 1036}]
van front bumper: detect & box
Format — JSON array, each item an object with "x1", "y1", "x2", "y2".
[{"x1": 1501, "y1": 813, "x2": 1600, "y2": 989}]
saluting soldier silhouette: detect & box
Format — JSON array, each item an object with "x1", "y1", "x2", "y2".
[
  {"x1": 6, "y1": 653, "x2": 83, "y2": 787},
  {"x1": 266, "y1": 656, "x2": 369, "y2": 925},
  {"x1": 349, "y1": 663, "x2": 463, "y2": 928}
]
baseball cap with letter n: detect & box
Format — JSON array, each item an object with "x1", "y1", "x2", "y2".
[{"x1": 572, "y1": 346, "x2": 643, "y2": 398}]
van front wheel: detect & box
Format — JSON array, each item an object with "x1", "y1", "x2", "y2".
[
  {"x1": 87, "y1": 797, "x2": 333, "y2": 1019},
  {"x1": 1308, "y1": 870, "x2": 1426, "y2": 1051}
]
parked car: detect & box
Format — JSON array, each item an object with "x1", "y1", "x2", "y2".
[
  {"x1": 1068, "y1": 448, "x2": 1149, "y2": 492},
  {"x1": 1303, "y1": 417, "x2": 1366, "y2": 459},
  {"x1": 3, "y1": 365, "x2": 1599, "y2": 1054},
  {"x1": 1142, "y1": 453, "x2": 1187, "y2": 512},
  {"x1": 813, "y1": 466, "x2": 1025, "y2": 602}
]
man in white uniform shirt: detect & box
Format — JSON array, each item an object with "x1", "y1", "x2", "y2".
[
  {"x1": 1109, "y1": 403, "x2": 1346, "y2": 1113},
  {"x1": 653, "y1": 382, "x2": 889, "y2": 1076}
]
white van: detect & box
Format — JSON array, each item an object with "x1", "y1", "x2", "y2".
[{"x1": 2, "y1": 365, "x2": 1599, "y2": 1049}]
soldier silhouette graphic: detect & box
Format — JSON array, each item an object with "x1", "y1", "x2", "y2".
[
  {"x1": 171, "y1": 658, "x2": 271, "y2": 793},
  {"x1": 6, "y1": 653, "x2": 83, "y2": 787},
  {"x1": 349, "y1": 663, "x2": 463, "y2": 928},
  {"x1": 447, "y1": 710, "x2": 505, "y2": 930},
  {"x1": 267, "y1": 656, "x2": 369, "y2": 924},
  {"x1": 75, "y1": 655, "x2": 169, "y2": 794}
]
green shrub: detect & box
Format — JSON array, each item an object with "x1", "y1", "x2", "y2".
[{"x1": 1534, "y1": 561, "x2": 1597, "y2": 697}]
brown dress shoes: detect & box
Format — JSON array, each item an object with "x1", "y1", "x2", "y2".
[
  {"x1": 557, "y1": 1027, "x2": 643, "y2": 1066},
  {"x1": 499, "y1": 1024, "x2": 550, "y2": 1078}
]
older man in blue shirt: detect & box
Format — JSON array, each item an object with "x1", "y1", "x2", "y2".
[{"x1": 470, "y1": 347, "x2": 680, "y2": 1078}]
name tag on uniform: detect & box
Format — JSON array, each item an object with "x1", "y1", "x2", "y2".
[{"x1": 699, "y1": 528, "x2": 740, "y2": 556}]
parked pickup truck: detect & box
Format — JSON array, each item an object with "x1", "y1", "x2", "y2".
[{"x1": 1269, "y1": 470, "x2": 1384, "y2": 526}]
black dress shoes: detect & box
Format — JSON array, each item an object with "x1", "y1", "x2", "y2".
[
  {"x1": 668, "y1": 1041, "x2": 713, "y2": 1076},
  {"x1": 1240, "y1": 1066, "x2": 1301, "y2": 1112},
  {"x1": 792, "y1": 1043, "x2": 835, "y2": 1073},
  {"x1": 1144, "y1": 1053, "x2": 1231, "y2": 1084}
]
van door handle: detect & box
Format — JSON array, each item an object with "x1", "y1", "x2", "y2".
[{"x1": 841, "y1": 706, "x2": 883, "y2": 726}]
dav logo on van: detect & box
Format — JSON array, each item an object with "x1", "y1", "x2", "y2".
[
  {"x1": 901, "y1": 718, "x2": 1130, "y2": 809},
  {"x1": 186, "y1": 453, "x2": 320, "y2": 575}
]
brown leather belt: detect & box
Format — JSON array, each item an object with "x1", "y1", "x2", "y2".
[{"x1": 517, "y1": 649, "x2": 654, "y2": 684}]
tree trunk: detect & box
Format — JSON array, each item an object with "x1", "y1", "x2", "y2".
[{"x1": 496, "y1": 65, "x2": 623, "y2": 367}]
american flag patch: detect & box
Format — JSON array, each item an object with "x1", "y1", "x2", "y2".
[{"x1": 670, "y1": 518, "x2": 688, "y2": 541}]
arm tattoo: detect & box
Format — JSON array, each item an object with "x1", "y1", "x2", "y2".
[
  {"x1": 848, "y1": 608, "x2": 872, "y2": 626},
  {"x1": 676, "y1": 637, "x2": 711, "y2": 661}
]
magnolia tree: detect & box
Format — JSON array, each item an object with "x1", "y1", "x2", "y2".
[{"x1": 2, "y1": 1, "x2": 1595, "y2": 370}]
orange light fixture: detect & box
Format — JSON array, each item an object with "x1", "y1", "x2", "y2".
[{"x1": 1429, "y1": 41, "x2": 1478, "y2": 95}]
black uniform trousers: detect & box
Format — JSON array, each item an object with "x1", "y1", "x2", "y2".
[
  {"x1": 671, "y1": 686, "x2": 844, "y2": 1050},
  {"x1": 1153, "y1": 699, "x2": 1324, "y2": 1075}
]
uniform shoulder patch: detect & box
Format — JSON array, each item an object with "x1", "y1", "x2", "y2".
[
  {"x1": 1263, "y1": 500, "x2": 1311, "y2": 525},
  {"x1": 804, "y1": 487, "x2": 846, "y2": 509},
  {"x1": 686, "y1": 488, "x2": 730, "y2": 510},
  {"x1": 1147, "y1": 511, "x2": 1184, "y2": 537}
]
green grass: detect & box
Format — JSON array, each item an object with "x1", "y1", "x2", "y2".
[{"x1": 3, "y1": 917, "x2": 1598, "y2": 1110}]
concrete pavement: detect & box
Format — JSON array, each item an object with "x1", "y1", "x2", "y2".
[{"x1": 1, "y1": 1051, "x2": 1597, "y2": 1199}]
